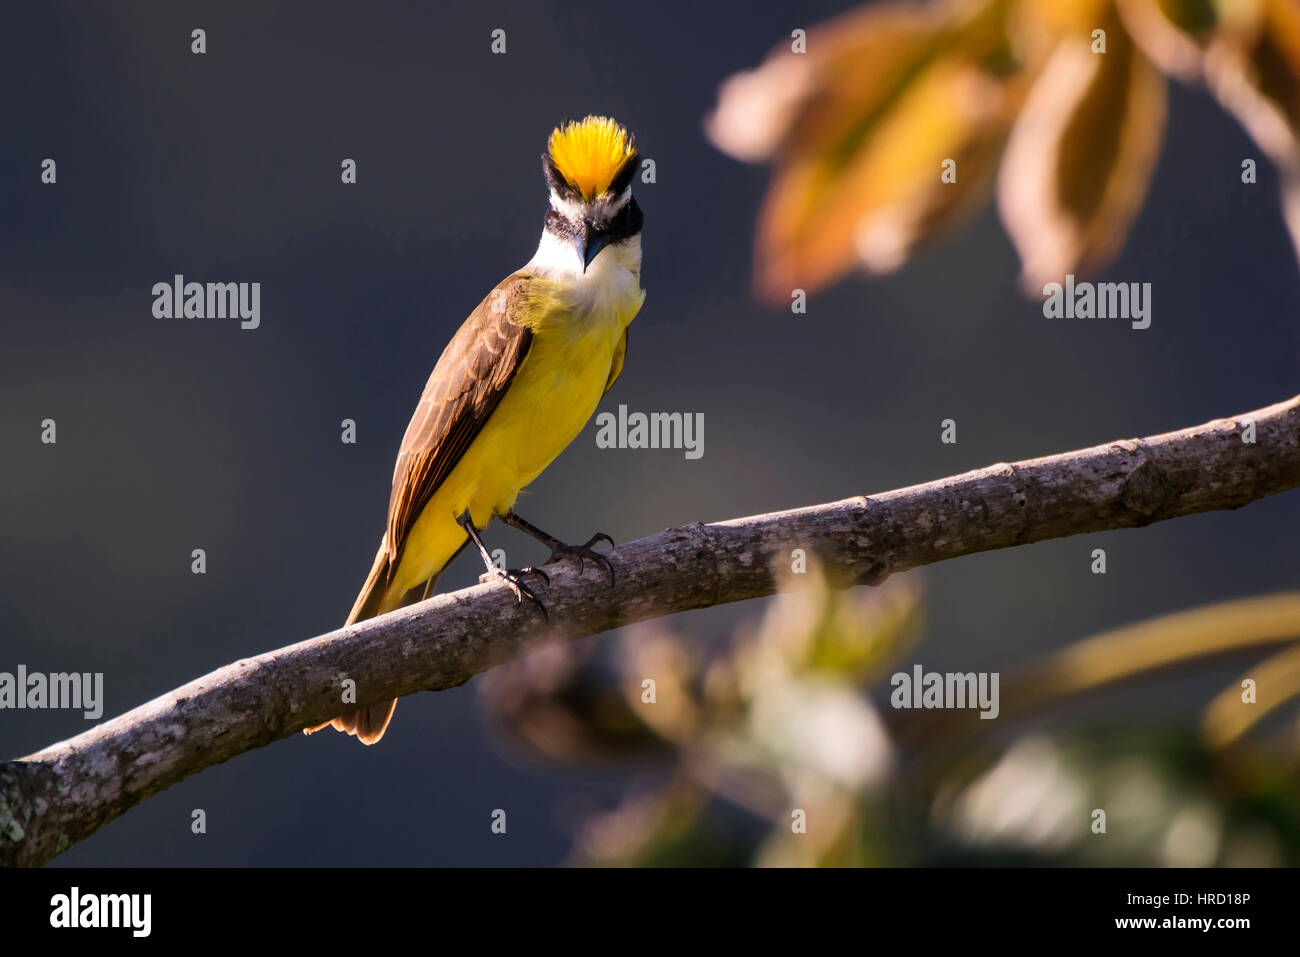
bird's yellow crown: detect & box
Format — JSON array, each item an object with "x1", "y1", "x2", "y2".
[{"x1": 547, "y1": 116, "x2": 636, "y2": 200}]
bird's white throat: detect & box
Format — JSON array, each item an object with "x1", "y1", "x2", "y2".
[{"x1": 527, "y1": 229, "x2": 642, "y2": 319}]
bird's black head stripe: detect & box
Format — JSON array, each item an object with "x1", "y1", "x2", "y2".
[
  {"x1": 542, "y1": 154, "x2": 581, "y2": 201},
  {"x1": 544, "y1": 195, "x2": 643, "y2": 246}
]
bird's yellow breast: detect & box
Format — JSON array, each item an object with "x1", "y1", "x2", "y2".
[{"x1": 383, "y1": 272, "x2": 643, "y2": 602}]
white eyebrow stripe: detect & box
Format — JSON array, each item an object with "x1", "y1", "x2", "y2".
[
  {"x1": 549, "y1": 190, "x2": 586, "y2": 221},
  {"x1": 548, "y1": 183, "x2": 633, "y2": 223}
]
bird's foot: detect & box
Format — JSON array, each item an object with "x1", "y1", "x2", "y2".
[
  {"x1": 479, "y1": 565, "x2": 549, "y2": 620},
  {"x1": 541, "y1": 533, "x2": 616, "y2": 584}
]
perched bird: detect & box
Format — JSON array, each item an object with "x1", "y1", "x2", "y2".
[{"x1": 305, "y1": 115, "x2": 645, "y2": 745}]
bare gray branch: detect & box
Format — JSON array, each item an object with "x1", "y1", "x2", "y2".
[{"x1": 3, "y1": 394, "x2": 1297, "y2": 866}]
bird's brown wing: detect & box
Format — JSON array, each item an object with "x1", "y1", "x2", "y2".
[
  {"x1": 603, "y1": 327, "x2": 628, "y2": 397},
  {"x1": 384, "y1": 273, "x2": 535, "y2": 575}
]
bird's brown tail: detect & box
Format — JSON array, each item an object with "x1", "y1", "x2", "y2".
[{"x1": 304, "y1": 538, "x2": 412, "y2": 746}]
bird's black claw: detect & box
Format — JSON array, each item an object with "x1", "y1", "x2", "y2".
[
  {"x1": 584, "y1": 532, "x2": 616, "y2": 552},
  {"x1": 519, "y1": 565, "x2": 551, "y2": 586}
]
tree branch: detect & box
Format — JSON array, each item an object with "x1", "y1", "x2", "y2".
[{"x1": 3, "y1": 394, "x2": 1298, "y2": 866}]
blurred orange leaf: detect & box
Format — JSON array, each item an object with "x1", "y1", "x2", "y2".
[
  {"x1": 998, "y1": 8, "x2": 1166, "y2": 289},
  {"x1": 709, "y1": 0, "x2": 1300, "y2": 302}
]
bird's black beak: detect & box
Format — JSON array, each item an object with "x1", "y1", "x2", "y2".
[{"x1": 576, "y1": 225, "x2": 610, "y2": 273}]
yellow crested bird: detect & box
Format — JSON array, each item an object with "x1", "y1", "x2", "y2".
[{"x1": 306, "y1": 115, "x2": 645, "y2": 745}]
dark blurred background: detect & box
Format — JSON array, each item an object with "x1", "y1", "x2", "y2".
[{"x1": 1, "y1": 1, "x2": 1297, "y2": 865}]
